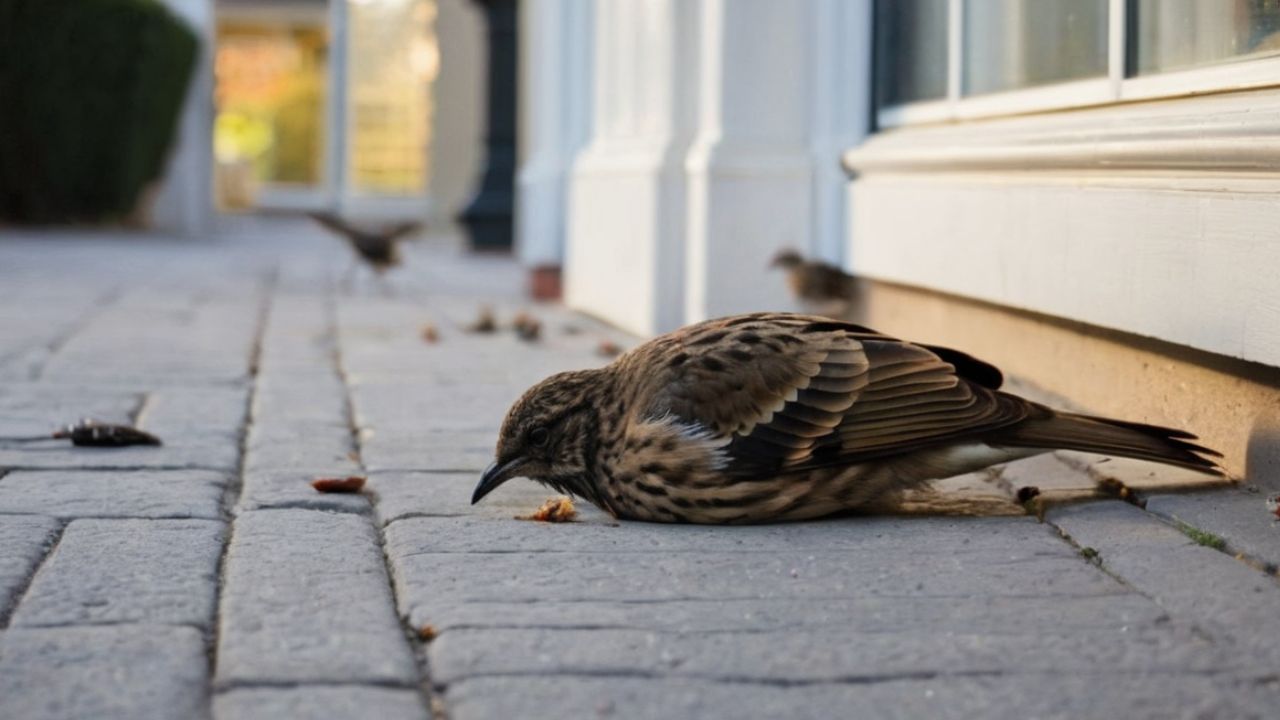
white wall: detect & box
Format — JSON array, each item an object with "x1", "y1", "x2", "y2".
[
  {"x1": 844, "y1": 86, "x2": 1280, "y2": 368},
  {"x1": 544, "y1": 0, "x2": 872, "y2": 335},
  {"x1": 516, "y1": 0, "x2": 592, "y2": 268},
  {"x1": 152, "y1": 0, "x2": 215, "y2": 236},
  {"x1": 564, "y1": 0, "x2": 696, "y2": 336}
]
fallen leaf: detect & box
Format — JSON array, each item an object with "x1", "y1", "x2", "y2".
[{"x1": 311, "y1": 476, "x2": 367, "y2": 493}]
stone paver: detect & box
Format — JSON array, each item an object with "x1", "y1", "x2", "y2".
[
  {"x1": 0, "y1": 385, "x2": 245, "y2": 471},
  {"x1": 213, "y1": 687, "x2": 430, "y2": 720},
  {"x1": 1047, "y1": 501, "x2": 1280, "y2": 667},
  {"x1": 0, "y1": 514, "x2": 60, "y2": 621},
  {"x1": 444, "y1": 674, "x2": 1280, "y2": 720},
  {"x1": 239, "y1": 469, "x2": 371, "y2": 514},
  {"x1": 0, "y1": 625, "x2": 209, "y2": 720},
  {"x1": 1145, "y1": 488, "x2": 1280, "y2": 569},
  {"x1": 11, "y1": 518, "x2": 224, "y2": 629},
  {"x1": 2, "y1": 223, "x2": 1275, "y2": 719},
  {"x1": 429, "y1": 624, "x2": 1226, "y2": 684},
  {"x1": 370, "y1": 471, "x2": 608, "y2": 524},
  {"x1": 215, "y1": 508, "x2": 417, "y2": 687},
  {"x1": 0, "y1": 470, "x2": 228, "y2": 519}
]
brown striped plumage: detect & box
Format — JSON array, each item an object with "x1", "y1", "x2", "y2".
[{"x1": 473, "y1": 313, "x2": 1222, "y2": 524}]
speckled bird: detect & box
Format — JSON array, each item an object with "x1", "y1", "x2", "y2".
[
  {"x1": 473, "y1": 313, "x2": 1222, "y2": 524},
  {"x1": 770, "y1": 249, "x2": 859, "y2": 317},
  {"x1": 309, "y1": 211, "x2": 421, "y2": 273}
]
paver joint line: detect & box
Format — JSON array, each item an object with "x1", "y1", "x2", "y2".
[
  {"x1": 332, "y1": 288, "x2": 442, "y2": 717},
  {"x1": 0, "y1": 520, "x2": 67, "y2": 629},
  {"x1": 208, "y1": 270, "x2": 278, "y2": 694},
  {"x1": 29, "y1": 286, "x2": 126, "y2": 382}
]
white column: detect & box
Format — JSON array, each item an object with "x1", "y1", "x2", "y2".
[
  {"x1": 841, "y1": 1, "x2": 879, "y2": 278},
  {"x1": 683, "y1": 0, "x2": 817, "y2": 322},
  {"x1": 516, "y1": 0, "x2": 592, "y2": 268},
  {"x1": 564, "y1": 0, "x2": 697, "y2": 336},
  {"x1": 151, "y1": 0, "x2": 215, "y2": 237},
  {"x1": 810, "y1": 0, "x2": 872, "y2": 266}
]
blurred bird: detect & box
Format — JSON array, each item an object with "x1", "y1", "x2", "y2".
[
  {"x1": 770, "y1": 249, "x2": 859, "y2": 318},
  {"x1": 473, "y1": 313, "x2": 1222, "y2": 524},
  {"x1": 309, "y1": 211, "x2": 421, "y2": 274}
]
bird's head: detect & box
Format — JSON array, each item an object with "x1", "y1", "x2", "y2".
[
  {"x1": 472, "y1": 369, "x2": 604, "y2": 505},
  {"x1": 769, "y1": 248, "x2": 803, "y2": 269}
]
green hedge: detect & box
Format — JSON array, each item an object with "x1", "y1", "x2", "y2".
[{"x1": 0, "y1": 0, "x2": 198, "y2": 224}]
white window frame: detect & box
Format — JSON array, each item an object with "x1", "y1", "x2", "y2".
[
  {"x1": 878, "y1": 0, "x2": 1280, "y2": 129},
  {"x1": 846, "y1": 1, "x2": 1280, "y2": 368}
]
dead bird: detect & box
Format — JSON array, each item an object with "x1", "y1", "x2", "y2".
[
  {"x1": 770, "y1": 249, "x2": 859, "y2": 318},
  {"x1": 474, "y1": 312, "x2": 1222, "y2": 524}
]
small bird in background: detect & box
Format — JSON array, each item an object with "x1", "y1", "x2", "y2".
[
  {"x1": 770, "y1": 248, "x2": 859, "y2": 319},
  {"x1": 309, "y1": 211, "x2": 422, "y2": 282},
  {"x1": 472, "y1": 313, "x2": 1222, "y2": 524}
]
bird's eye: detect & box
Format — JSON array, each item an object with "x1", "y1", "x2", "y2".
[{"x1": 529, "y1": 427, "x2": 550, "y2": 447}]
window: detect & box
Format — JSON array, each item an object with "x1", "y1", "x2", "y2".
[
  {"x1": 875, "y1": 0, "x2": 1280, "y2": 127},
  {"x1": 1131, "y1": 0, "x2": 1280, "y2": 73}
]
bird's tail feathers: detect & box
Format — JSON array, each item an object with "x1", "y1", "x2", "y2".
[{"x1": 995, "y1": 411, "x2": 1223, "y2": 475}]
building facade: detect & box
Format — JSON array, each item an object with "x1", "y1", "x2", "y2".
[
  {"x1": 152, "y1": 0, "x2": 482, "y2": 234},
  {"x1": 518, "y1": 0, "x2": 1280, "y2": 480}
]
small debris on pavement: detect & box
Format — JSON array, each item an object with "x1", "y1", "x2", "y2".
[
  {"x1": 52, "y1": 419, "x2": 162, "y2": 447},
  {"x1": 467, "y1": 305, "x2": 498, "y2": 333},
  {"x1": 512, "y1": 311, "x2": 541, "y2": 341},
  {"x1": 518, "y1": 496, "x2": 578, "y2": 522},
  {"x1": 1015, "y1": 486, "x2": 1040, "y2": 504},
  {"x1": 1023, "y1": 494, "x2": 1046, "y2": 522},
  {"x1": 1266, "y1": 494, "x2": 1279, "y2": 519},
  {"x1": 420, "y1": 322, "x2": 440, "y2": 343},
  {"x1": 1097, "y1": 477, "x2": 1145, "y2": 508},
  {"x1": 562, "y1": 323, "x2": 582, "y2": 335},
  {"x1": 310, "y1": 476, "x2": 367, "y2": 493},
  {"x1": 597, "y1": 340, "x2": 622, "y2": 358},
  {"x1": 417, "y1": 624, "x2": 438, "y2": 641}
]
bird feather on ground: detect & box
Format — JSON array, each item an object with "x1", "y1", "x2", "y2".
[{"x1": 473, "y1": 313, "x2": 1223, "y2": 524}]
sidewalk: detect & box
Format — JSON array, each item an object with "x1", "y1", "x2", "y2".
[{"x1": 0, "y1": 218, "x2": 1276, "y2": 720}]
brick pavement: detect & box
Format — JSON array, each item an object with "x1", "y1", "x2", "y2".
[{"x1": 0, "y1": 219, "x2": 1276, "y2": 719}]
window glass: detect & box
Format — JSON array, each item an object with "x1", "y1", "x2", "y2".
[
  {"x1": 875, "y1": 0, "x2": 949, "y2": 107},
  {"x1": 963, "y1": 0, "x2": 1109, "y2": 96},
  {"x1": 214, "y1": 23, "x2": 328, "y2": 191},
  {"x1": 1131, "y1": 0, "x2": 1280, "y2": 74},
  {"x1": 348, "y1": 0, "x2": 438, "y2": 195}
]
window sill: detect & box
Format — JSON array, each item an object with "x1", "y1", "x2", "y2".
[
  {"x1": 849, "y1": 86, "x2": 1280, "y2": 177},
  {"x1": 842, "y1": 88, "x2": 1280, "y2": 368}
]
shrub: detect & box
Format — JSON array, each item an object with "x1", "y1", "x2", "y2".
[{"x1": 0, "y1": 0, "x2": 198, "y2": 224}]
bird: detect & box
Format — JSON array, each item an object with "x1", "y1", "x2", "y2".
[
  {"x1": 770, "y1": 249, "x2": 859, "y2": 318},
  {"x1": 309, "y1": 211, "x2": 422, "y2": 273},
  {"x1": 472, "y1": 313, "x2": 1222, "y2": 524}
]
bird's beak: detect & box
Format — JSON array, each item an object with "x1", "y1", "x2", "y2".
[{"x1": 472, "y1": 456, "x2": 526, "y2": 504}]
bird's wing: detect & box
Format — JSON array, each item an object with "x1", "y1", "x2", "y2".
[
  {"x1": 645, "y1": 314, "x2": 1027, "y2": 478},
  {"x1": 308, "y1": 211, "x2": 356, "y2": 238},
  {"x1": 384, "y1": 221, "x2": 423, "y2": 241}
]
